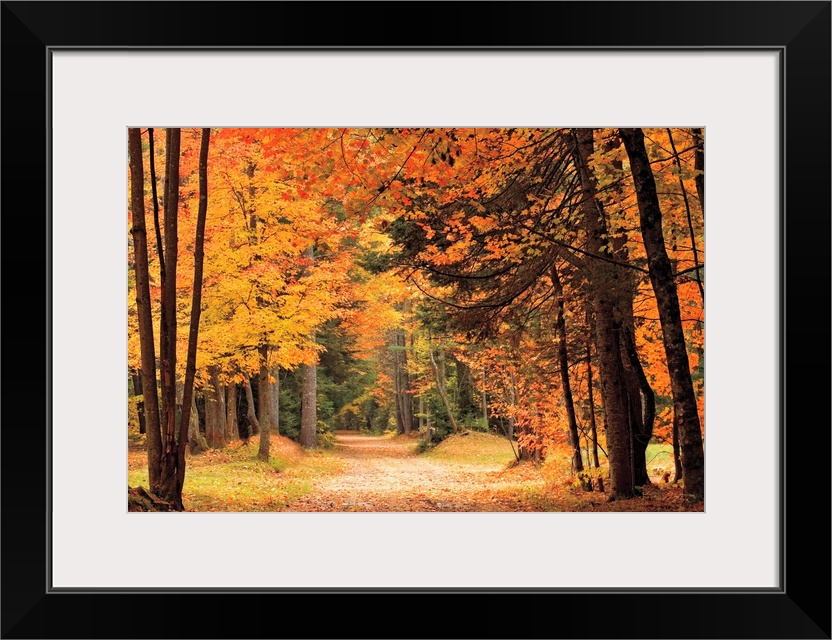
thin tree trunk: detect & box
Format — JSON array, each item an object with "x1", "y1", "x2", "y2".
[
  {"x1": 208, "y1": 367, "x2": 227, "y2": 449},
  {"x1": 586, "y1": 334, "x2": 604, "y2": 492},
  {"x1": 666, "y1": 128, "x2": 704, "y2": 302},
  {"x1": 128, "y1": 128, "x2": 162, "y2": 493},
  {"x1": 300, "y1": 355, "x2": 317, "y2": 449},
  {"x1": 481, "y1": 368, "x2": 489, "y2": 427},
  {"x1": 507, "y1": 371, "x2": 517, "y2": 443},
  {"x1": 257, "y1": 345, "x2": 271, "y2": 461},
  {"x1": 226, "y1": 383, "x2": 238, "y2": 442},
  {"x1": 393, "y1": 336, "x2": 404, "y2": 435},
  {"x1": 270, "y1": 367, "x2": 280, "y2": 436},
  {"x1": 300, "y1": 246, "x2": 318, "y2": 449},
  {"x1": 622, "y1": 325, "x2": 656, "y2": 487},
  {"x1": 244, "y1": 375, "x2": 260, "y2": 437},
  {"x1": 158, "y1": 128, "x2": 181, "y2": 502},
  {"x1": 672, "y1": 416, "x2": 683, "y2": 483},
  {"x1": 455, "y1": 357, "x2": 475, "y2": 421},
  {"x1": 188, "y1": 392, "x2": 207, "y2": 453},
  {"x1": 620, "y1": 127, "x2": 705, "y2": 502},
  {"x1": 573, "y1": 128, "x2": 635, "y2": 500},
  {"x1": 130, "y1": 369, "x2": 147, "y2": 435},
  {"x1": 401, "y1": 331, "x2": 414, "y2": 434},
  {"x1": 692, "y1": 127, "x2": 705, "y2": 211},
  {"x1": 552, "y1": 265, "x2": 589, "y2": 490},
  {"x1": 151, "y1": 128, "x2": 166, "y2": 422},
  {"x1": 429, "y1": 345, "x2": 458, "y2": 433}
]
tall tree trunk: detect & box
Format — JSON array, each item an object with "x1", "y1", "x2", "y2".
[
  {"x1": 672, "y1": 417, "x2": 683, "y2": 483},
  {"x1": 666, "y1": 128, "x2": 704, "y2": 302},
  {"x1": 392, "y1": 329, "x2": 414, "y2": 435},
  {"x1": 299, "y1": 354, "x2": 317, "y2": 449},
  {"x1": 128, "y1": 128, "x2": 162, "y2": 493},
  {"x1": 204, "y1": 366, "x2": 222, "y2": 449},
  {"x1": 552, "y1": 265, "x2": 590, "y2": 490},
  {"x1": 455, "y1": 357, "x2": 476, "y2": 422},
  {"x1": 244, "y1": 375, "x2": 260, "y2": 437},
  {"x1": 606, "y1": 136, "x2": 651, "y2": 489},
  {"x1": 586, "y1": 329, "x2": 604, "y2": 492},
  {"x1": 158, "y1": 128, "x2": 181, "y2": 502},
  {"x1": 622, "y1": 325, "x2": 656, "y2": 487},
  {"x1": 300, "y1": 245, "x2": 318, "y2": 449},
  {"x1": 481, "y1": 368, "x2": 489, "y2": 428},
  {"x1": 692, "y1": 127, "x2": 705, "y2": 211},
  {"x1": 226, "y1": 383, "x2": 238, "y2": 442},
  {"x1": 506, "y1": 371, "x2": 517, "y2": 443},
  {"x1": 188, "y1": 392, "x2": 207, "y2": 453},
  {"x1": 257, "y1": 345, "x2": 271, "y2": 461},
  {"x1": 620, "y1": 127, "x2": 705, "y2": 502},
  {"x1": 573, "y1": 128, "x2": 636, "y2": 500},
  {"x1": 429, "y1": 345, "x2": 458, "y2": 433},
  {"x1": 392, "y1": 335, "x2": 405, "y2": 435},
  {"x1": 207, "y1": 367, "x2": 227, "y2": 449},
  {"x1": 130, "y1": 369, "x2": 146, "y2": 435},
  {"x1": 270, "y1": 367, "x2": 280, "y2": 436},
  {"x1": 400, "y1": 331, "x2": 414, "y2": 434}
]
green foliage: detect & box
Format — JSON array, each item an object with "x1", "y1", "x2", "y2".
[{"x1": 316, "y1": 420, "x2": 336, "y2": 449}]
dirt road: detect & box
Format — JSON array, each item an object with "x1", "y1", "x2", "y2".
[{"x1": 285, "y1": 431, "x2": 543, "y2": 512}]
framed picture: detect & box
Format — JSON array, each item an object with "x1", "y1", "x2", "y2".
[{"x1": 3, "y1": 1, "x2": 829, "y2": 637}]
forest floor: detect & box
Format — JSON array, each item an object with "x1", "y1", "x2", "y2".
[
  {"x1": 128, "y1": 430, "x2": 702, "y2": 512},
  {"x1": 287, "y1": 430, "x2": 540, "y2": 512},
  {"x1": 286, "y1": 431, "x2": 700, "y2": 512}
]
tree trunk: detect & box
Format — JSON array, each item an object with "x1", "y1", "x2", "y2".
[
  {"x1": 299, "y1": 356, "x2": 317, "y2": 449},
  {"x1": 270, "y1": 367, "x2": 280, "y2": 436},
  {"x1": 586, "y1": 331, "x2": 604, "y2": 492},
  {"x1": 188, "y1": 392, "x2": 208, "y2": 453},
  {"x1": 130, "y1": 369, "x2": 147, "y2": 435},
  {"x1": 300, "y1": 245, "x2": 318, "y2": 449},
  {"x1": 622, "y1": 325, "x2": 656, "y2": 487},
  {"x1": 393, "y1": 335, "x2": 405, "y2": 435},
  {"x1": 226, "y1": 383, "x2": 238, "y2": 442},
  {"x1": 429, "y1": 345, "x2": 458, "y2": 433},
  {"x1": 552, "y1": 265, "x2": 590, "y2": 490},
  {"x1": 666, "y1": 128, "x2": 704, "y2": 302},
  {"x1": 506, "y1": 371, "x2": 517, "y2": 443},
  {"x1": 157, "y1": 128, "x2": 182, "y2": 503},
  {"x1": 128, "y1": 128, "x2": 162, "y2": 493},
  {"x1": 672, "y1": 415, "x2": 683, "y2": 483},
  {"x1": 257, "y1": 345, "x2": 271, "y2": 461},
  {"x1": 620, "y1": 127, "x2": 705, "y2": 502},
  {"x1": 206, "y1": 367, "x2": 227, "y2": 449},
  {"x1": 573, "y1": 128, "x2": 636, "y2": 500},
  {"x1": 245, "y1": 375, "x2": 260, "y2": 437},
  {"x1": 400, "y1": 331, "x2": 414, "y2": 434},
  {"x1": 481, "y1": 368, "x2": 489, "y2": 428},
  {"x1": 692, "y1": 127, "x2": 705, "y2": 210},
  {"x1": 204, "y1": 368, "x2": 221, "y2": 449},
  {"x1": 455, "y1": 357, "x2": 476, "y2": 422},
  {"x1": 392, "y1": 329, "x2": 414, "y2": 435}
]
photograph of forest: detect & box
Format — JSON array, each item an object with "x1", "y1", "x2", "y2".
[{"x1": 128, "y1": 127, "x2": 704, "y2": 513}]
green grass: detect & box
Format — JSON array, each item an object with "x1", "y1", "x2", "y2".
[
  {"x1": 422, "y1": 432, "x2": 518, "y2": 467},
  {"x1": 128, "y1": 435, "x2": 343, "y2": 512}
]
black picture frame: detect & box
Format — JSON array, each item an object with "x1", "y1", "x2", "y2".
[{"x1": 2, "y1": 2, "x2": 829, "y2": 638}]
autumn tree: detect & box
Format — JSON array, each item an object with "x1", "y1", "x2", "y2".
[
  {"x1": 620, "y1": 127, "x2": 705, "y2": 501},
  {"x1": 128, "y1": 127, "x2": 211, "y2": 509}
]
